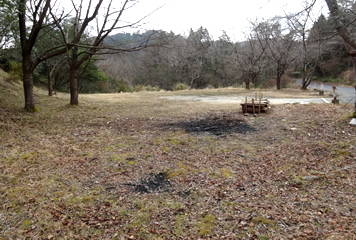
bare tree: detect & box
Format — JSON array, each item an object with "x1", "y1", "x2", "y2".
[
  {"x1": 234, "y1": 32, "x2": 267, "y2": 89},
  {"x1": 287, "y1": 3, "x2": 323, "y2": 90},
  {"x1": 208, "y1": 33, "x2": 238, "y2": 87},
  {"x1": 18, "y1": 0, "x2": 68, "y2": 111},
  {"x1": 254, "y1": 18, "x2": 298, "y2": 89},
  {"x1": 182, "y1": 27, "x2": 212, "y2": 89},
  {"x1": 55, "y1": 0, "x2": 154, "y2": 105}
]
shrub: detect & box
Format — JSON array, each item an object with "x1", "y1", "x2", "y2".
[
  {"x1": 9, "y1": 61, "x2": 23, "y2": 80},
  {"x1": 117, "y1": 78, "x2": 133, "y2": 93},
  {"x1": 173, "y1": 83, "x2": 188, "y2": 91},
  {"x1": 145, "y1": 85, "x2": 160, "y2": 92},
  {"x1": 340, "y1": 69, "x2": 355, "y2": 85},
  {"x1": 133, "y1": 84, "x2": 143, "y2": 92},
  {"x1": 117, "y1": 85, "x2": 132, "y2": 93}
]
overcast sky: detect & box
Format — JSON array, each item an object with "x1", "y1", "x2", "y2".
[
  {"x1": 58, "y1": 0, "x2": 328, "y2": 41},
  {"x1": 120, "y1": 0, "x2": 328, "y2": 40}
]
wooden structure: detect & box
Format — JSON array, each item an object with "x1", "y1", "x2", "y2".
[{"x1": 241, "y1": 93, "x2": 270, "y2": 114}]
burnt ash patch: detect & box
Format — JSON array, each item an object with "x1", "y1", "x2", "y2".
[
  {"x1": 125, "y1": 172, "x2": 172, "y2": 193},
  {"x1": 163, "y1": 113, "x2": 257, "y2": 136}
]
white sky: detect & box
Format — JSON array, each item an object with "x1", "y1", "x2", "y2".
[
  {"x1": 58, "y1": 0, "x2": 328, "y2": 41},
  {"x1": 120, "y1": 0, "x2": 328, "y2": 40}
]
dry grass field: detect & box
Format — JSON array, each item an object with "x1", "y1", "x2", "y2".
[{"x1": 0, "y1": 72, "x2": 355, "y2": 239}]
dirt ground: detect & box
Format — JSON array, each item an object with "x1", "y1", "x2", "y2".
[{"x1": 0, "y1": 84, "x2": 355, "y2": 239}]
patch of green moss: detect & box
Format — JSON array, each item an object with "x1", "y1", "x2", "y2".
[
  {"x1": 21, "y1": 219, "x2": 33, "y2": 230},
  {"x1": 290, "y1": 175, "x2": 304, "y2": 186},
  {"x1": 19, "y1": 151, "x2": 36, "y2": 160},
  {"x1": 127, "y1": 160, "x2": 135, "y2": 165},
  {"x1": 131, "y1": 211, "x2": 150, "y2": 229},
  {"x1": 330, "y1": 142, "x2": 352, "y2": 159},
  {"x1": 197, "y1": 214, "x2": 216, "y2": 236},
  {"x1": 166, "y1": 137, "x2": 186, "y2": 146},
  {"x1": 168, "y1": 162, "x2": 197, "y2": 179},
  {"x1": 28, "y1": 106, "x2": 39, "y2": 113},
  {"x1": 153, "y1": 138, "x2": 162, "y2": 146},
  {"x1": 252, "y1": 216, "x2": 273, "y2": 226},
  {"x1": 68, "y1": 193, "x2": 97, "y2": 206},
  {"x1": 174, "y1": 215, "x2": 186, "y2": 236},
  {"x1": 220, "y1": 168, "x2": 233, "y2": 178}
]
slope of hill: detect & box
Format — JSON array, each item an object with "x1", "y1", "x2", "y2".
[{"x1": 0, "y1": 69, "x2": 24, "y2": 111}]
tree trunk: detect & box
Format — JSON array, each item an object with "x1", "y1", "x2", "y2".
[
  {"x1": 301, "y1": 69, "x2": 314, "y2": 90},
  {"x1": 276, "y1": 63, "x2": 285, "y2": 90},
  {"x1": 22, "y1": 60, "x2": 36, "y2": 111},
  {"x1": 189, "y1": 75, "x2": 195, "y2": 90},
  {"x1": 276, "y1": 73, "x2": 281, "y2": 90},
  {"x1": 245, "y1": 79, "x2": 250, "y2": 89},
  {"x1": 301, "y1": 78, "x2": 312, "y2": 90},
  {"x1": 349, "y1": 55, "x2": 356, "y2": 112},
  {"x1": 343, "y1": 44, "x2": 356, "y2": 112},
  {"x1": 70, "y1": 68, "x2": 79, "y2": 105},
  {"x1": 47, "y1": 65, "x2": 53, "y2": 96}
]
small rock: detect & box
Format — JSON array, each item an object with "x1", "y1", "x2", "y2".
[{"x1": 349, "y1": 118, "x2": 356, "y2": 126}]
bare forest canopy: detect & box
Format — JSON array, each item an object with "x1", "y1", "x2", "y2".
[
  {"x1": 0, "y1": 0, "x2": 356, "y2": 111},
  {"x1": 2, "y1": 15, "x2": 355, "y2": 94},
  {"x1": 98, "y1": 23, "x2": 354, "y2": 92}
]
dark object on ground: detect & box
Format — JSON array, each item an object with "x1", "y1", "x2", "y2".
[
  {"x1": 332, "y1": 96, "x2": 339, "y2": 104},
  {"x1": 163, "y1": 113, "x2": 257, "y2": 136},
  {"x1": 126, "y1": 172, "x2": 172, "y2": 193}
]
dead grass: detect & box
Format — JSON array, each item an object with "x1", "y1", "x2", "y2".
[{"x1": 0, "y1": 79, "x2": 355, "y2": 239}]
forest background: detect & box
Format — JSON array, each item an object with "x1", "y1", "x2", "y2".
[{"x1": 1, "y1": 0, "x2": 356, "y2": 102}]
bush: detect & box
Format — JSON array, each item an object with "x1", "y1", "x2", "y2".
[
  {"x1": 9, "y1": 61, "x2": 23, "y2": 80},
  {"x1": 173, "y1": 83, "x2": 188, "y2": 91},
  {"x1": 340, "y1": 69, "x2": 355, "y2": 85},
  {"x1": 133, "y1": 84, "x2": 143, "y2": 92},
  {"x1": 145, "y1": 85, "x2": 160, "y2": 92},
  {"x1": 117, "y1": 78, "x2": 133, "y2": 93},
  {"x1": 117, "y1": 85, "x2": 133, "y2": 93}
]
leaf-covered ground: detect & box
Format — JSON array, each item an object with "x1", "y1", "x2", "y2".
[{"x1": 0, "y1": 79, "x2": 355, "y2": 239}]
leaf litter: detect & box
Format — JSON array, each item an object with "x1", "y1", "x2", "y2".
[{"x1": 0, "y1": 89, "x2": 355, "y2": 239}]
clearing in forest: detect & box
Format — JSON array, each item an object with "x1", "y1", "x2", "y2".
[{"x1": 0, "y1": 80, "x2": 355, "y2": 239}]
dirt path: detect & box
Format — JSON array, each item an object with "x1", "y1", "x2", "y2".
[
  {"x1": 161, "y1": 95, "x2": 331, "y2": 104},
  {"x1": 296, "y1": 79, "x2": 355, "y2": 103}
]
